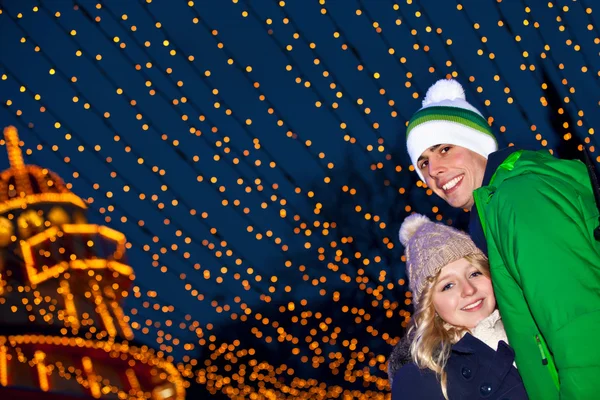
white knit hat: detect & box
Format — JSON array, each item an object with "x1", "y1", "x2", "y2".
[{"x1": 406, "y1": 79, "x2": 498, "y2": 181}]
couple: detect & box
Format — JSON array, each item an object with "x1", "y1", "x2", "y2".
[{"x1": 388, "y1": 79, "x2": 600, "y2": 399}]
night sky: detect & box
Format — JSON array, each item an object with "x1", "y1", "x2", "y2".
[{"x1": 1, "y1": 1, "x2": 599, "y2": 398}]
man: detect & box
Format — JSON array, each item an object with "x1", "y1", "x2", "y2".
[{"x1": 405, "y1": 78, "x2": 600, "y2": 399}]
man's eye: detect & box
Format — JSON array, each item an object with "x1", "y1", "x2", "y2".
[{"x1": 470, "y1": 271, "x2": 483, "y2": 278}]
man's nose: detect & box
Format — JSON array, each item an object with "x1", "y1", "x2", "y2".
[{"x1": 428, "y1": 157, "x2": 446, "y2": 177}]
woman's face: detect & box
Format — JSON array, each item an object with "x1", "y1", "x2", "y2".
[{"x1": 432, "y1": 257, "x2": 496, "y2": 329}]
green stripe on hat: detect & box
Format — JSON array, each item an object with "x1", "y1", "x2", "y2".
[{"x1": 407, "y1": 106, "x2": 493, "y2": 138}]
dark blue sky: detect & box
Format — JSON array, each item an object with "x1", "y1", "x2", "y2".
[{"x1": 1, "y1": 0, "x2": 599, "y2": 397}]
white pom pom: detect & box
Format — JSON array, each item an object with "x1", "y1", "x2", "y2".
[
  {"x1": 399, "y1": 214, "x2": 431, "y2": 246},
  {"x1": 422, "y1": 79, "x2": 465, "y2": 107}
]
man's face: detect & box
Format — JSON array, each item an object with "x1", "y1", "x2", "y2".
[{"x1": 417, "y1": 144, "x2": 487, "y2": 210}]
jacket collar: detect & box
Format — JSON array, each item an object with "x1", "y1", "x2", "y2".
[
  {"x1": 468, "y1": 146, "x2": 525, "y2": 254},
  {"x1": 481, "y1": 146, "x2": 524, "y2": 187}
]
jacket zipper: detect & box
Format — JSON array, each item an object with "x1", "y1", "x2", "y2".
[
  {"x1": 535, "y1": 334, "x2": 560, "y2": 391},
  {"x1": 535, "y1": 334, "x2": 548, "y2": 365}
]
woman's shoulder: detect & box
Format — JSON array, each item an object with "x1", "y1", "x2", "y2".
[
  {"x1": 391, "y1": 362, "x2": 443, "y2": 399},
  {"x1": 391, "y1": 361, "x2": 437, "y2": 382},
  {"x1": 387, "y1": 333, "x2": 413, "y2": 383},
  {"x1": 388, "y1": 334, "x2": 444, "y2": 399}
]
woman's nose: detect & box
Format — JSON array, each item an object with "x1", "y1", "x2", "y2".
[{"x1": 461, "y1": 282, "x2": 476, "y2": 297}]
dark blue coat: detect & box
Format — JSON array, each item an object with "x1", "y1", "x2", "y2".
[{"x1": 389, "y1": 333, "x2": 528, "y2": 399}]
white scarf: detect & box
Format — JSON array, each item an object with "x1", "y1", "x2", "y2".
[{"x1": 469, "y1": 309, "x2": 509, "y2": 351}]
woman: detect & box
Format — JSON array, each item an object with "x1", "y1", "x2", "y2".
[{"x1": 388, "y1": 214, "x2": 527, "y2": 399}]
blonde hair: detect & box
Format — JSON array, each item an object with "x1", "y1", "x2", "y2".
[{"x1": 408, "y1": 253, "x2": 490, "y2": 399}]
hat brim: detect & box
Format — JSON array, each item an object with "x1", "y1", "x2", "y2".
[{"x1": 407, "y1": 121, "x2": 498, "y2": 181}]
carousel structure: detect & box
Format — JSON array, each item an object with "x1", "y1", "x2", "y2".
[{"x1": 0, "y1": 126, "x2": 185, "y2": 399}]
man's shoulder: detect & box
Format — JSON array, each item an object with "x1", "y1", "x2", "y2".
[
  {"x1": 485, "y1": 168, "x2": 586, "y2": 222},
  {"x1": 490, "y1": 149, "x2": 585, "y2": 190},
  {"x1": 491, "y1": 173, "x2": 561, "y2": 201}
]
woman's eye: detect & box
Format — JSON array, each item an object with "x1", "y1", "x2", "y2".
[
  {"x1": 419, "y1": 160, "x2": 428, "y2": 169},
  {"x1": 470, "y1": 271, "x2": 483, "y2": 278},
  {"x1": 441, "y1": 283, "x2": 453, "y2": 291},
  {"x1": 441, "y1": 146, "x2": 451, "y2": 153}
]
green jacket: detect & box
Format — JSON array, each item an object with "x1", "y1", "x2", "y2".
[{"x1": 473, "y1": 149, "x2": 600, "y2": 399}]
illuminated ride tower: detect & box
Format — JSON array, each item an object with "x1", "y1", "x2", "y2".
[{"x1": 0, "y1": 126, "x2": 185, "y2": 400}]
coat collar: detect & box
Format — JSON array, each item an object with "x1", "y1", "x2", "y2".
[
  {"x1": 447, "y1": 333, "x2": 517, "y2": 398},
  {"x1": 387, "y1": 314, "x2": 510, "y2": 383},
  {"x1": 451, "y1": 332, "x2": 476, "y2": 353}
]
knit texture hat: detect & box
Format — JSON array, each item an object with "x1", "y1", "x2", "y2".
[
  {"x1": 399, "y1": 214, "x2": 483, "y2": 304},
  {"x1": 406, "y1": 79, "x2": 498, "y2": 181}
]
